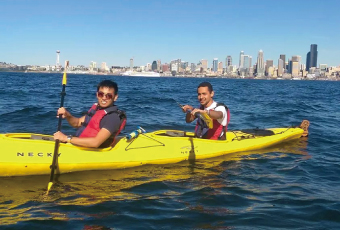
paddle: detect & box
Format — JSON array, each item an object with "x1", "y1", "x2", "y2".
[
  {"x1": 46, "y1": 61, "x2": 69, "y2": 195},
  {"x1": 175, "y1": 100, "x2": 213, "y2": 129}
]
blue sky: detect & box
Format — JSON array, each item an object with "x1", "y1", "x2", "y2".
[{"x1": 1, "y1": 0, "x2": 339, "y2": 67}]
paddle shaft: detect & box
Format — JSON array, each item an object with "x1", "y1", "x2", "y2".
[{"x1": 48, "y1": 84, "x2": 66, "y2": 183}]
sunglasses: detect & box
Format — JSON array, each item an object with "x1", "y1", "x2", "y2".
[{"x1": 97, "y1": 91, "x2": 114, "y2": 99}]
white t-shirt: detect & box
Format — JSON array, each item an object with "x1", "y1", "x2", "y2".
[{"x1": 203, "y1": 101, "x2": 228, "y2": 126}]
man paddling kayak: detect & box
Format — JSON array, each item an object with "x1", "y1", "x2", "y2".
[
  {"x1": 182, "y1": 82, "x2": 230, "y2": 140},
  {"x1": 53, "y1": 80, "x2": 126, "y2": 148}
]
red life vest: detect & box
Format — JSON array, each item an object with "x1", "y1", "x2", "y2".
[
  {"x1": 195, "y1": 103, "x2": 230, "y2": 140},
  {"x1": 75, "y1": 103, "x2": 126, "y2": 146}
]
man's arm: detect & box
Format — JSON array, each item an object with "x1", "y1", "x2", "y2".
[
  {"x1": 53, "y1": 128, "x2": 111, "y2": 148},
  {"x1": 207, "y1": 110, "x2": 223, "y2": 120},
  {"x1": 182, "y1": 105, "x2": 196, "y2": 123},
  {"x1": 58, "y1": 107, "x2": 85, "y2": 128}
]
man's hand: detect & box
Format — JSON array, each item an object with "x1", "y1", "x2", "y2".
[
  {"x1": 191, "y1": 108, "x2": 206, "y2": 117},
  {"x1": 57, "y1": 107, "x2": 70, "y2": 119},
  {"x1": 53, "y1": 131, "x2": 68, "y2": 143},
  {"x1": 182, "y1": 105, "x2": 194, "y2": 113}
]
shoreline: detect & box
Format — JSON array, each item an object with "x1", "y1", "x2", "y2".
[{"x1": 0, "y1": 70, "x2": 339, "y2": 81}]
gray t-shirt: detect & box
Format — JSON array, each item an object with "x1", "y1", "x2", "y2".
[{"x1": 100, "y1": 112, "x2": 121, "y2": 135}]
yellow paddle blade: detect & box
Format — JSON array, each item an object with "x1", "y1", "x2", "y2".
[
  {"x1": 62, "y1": 60, "x2": 69, "y2": 85},
  {"x1": 62, "y1": 72, "x2": 67, "y2": 85},
  {"x1": 200, "y1": 112, "x2": 213, "y2": 129},
  {"x1": 46, "y1": 182, "x2": 53, "y2": 195}
]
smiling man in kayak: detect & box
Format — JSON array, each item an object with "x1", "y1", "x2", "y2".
[
  {"x1": 182, "y1": 82, "x2": 230, "y2": 140},
  {"x1": 53, "y1": 80, "x2": 126, "y2": 148}
]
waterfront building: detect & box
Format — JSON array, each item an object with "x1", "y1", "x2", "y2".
[
  {"x1": 140, "y1": 65, "x2": 146, "y2": 71},
  {"x1": 256, "y1": 50, "x2": 265, "y2": 77},
  {"x1": 101, "y1": 62, "x2": 108, "y2": 72},
  {"x1": 218, "y1": 62, "x2": 223, "y2": 73},
  {"x1": 170, "y1": 59, "x2": 181, "y2": 72},
  {"x1": 240, "y1": 55, "x2": 251, "y2": 76},
  {"x1": 292, "y1": 61, "x2": 299, "y2": 76},
  {"x1": 280, "y1": 54, "x2": 286, "y2": 71},
  {"x1": 89, "y1": 61, "x2": 97, "y2": 72},
  {"x1": 171, "y1": 63, "x2": 178, "y2": 72},
  {"x1": 200, "y1": 59, "x2": 208, "y2": 71},
  {"x1": 212, "y1": 58, "x2": 218, "y2": 72},
  {"x1": 239, "y1": 51, "x2": 244, "y2": 68},
  {"x1": 265, "y1": 60, "x2": 273, "y2": 76},
  {"x1": 56, "y1": 50, "x2": 60, "y2": 71},
  {"x1": 130, "y1": 58, "x2": 133, "y2": 70},
  {"x1": 191, "y1": 63, "x2": 196, "y2": 72},
  {"x1": 278, "y1": 59, "x2": 284, "y2": 77},
  {"x1": 151, "y1": 61, "x2": 157, "y2": 71},
  {"x1": 306, "y1": 44, "x2": 318, "y2": 71},
  {"x1": 157, "y1": 60, "x2": 161, "y2": 71},
  {"x1": 320, "y1": 64, "x2": 327, "y2": 71},
  {"x1": 267, "y1": 66, "x2": 275, "y2": 77},
  {"x1": 146, "y1": 63, "x2": 151, "y2": 71},
  {"x1": 181, "y1": 61, "x2": 189, "y2": 70},
  {"x1": 226, "y1": 56, "x2": 232, "y2": 67}
]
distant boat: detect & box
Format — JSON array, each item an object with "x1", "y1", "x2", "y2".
[
  {"x1": 121, "y1": 71, "x2": 160, "y2": 77},
  {"x1": 291, "y1": 77, "x2": 302, "y2": 80}
]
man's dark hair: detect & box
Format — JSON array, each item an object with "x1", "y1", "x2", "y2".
[
  {"x1": 197, "y1": 82, "x2": 213, "y2": 93},
  {"x1": 97, "y1": 80, "x2": 118, "y2": 95}
]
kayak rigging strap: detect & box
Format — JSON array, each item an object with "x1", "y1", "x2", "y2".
[
  {"x1": 125, "y1": 133, "x2": 165, "y2": 151},
  {"x1": 231, "y1": 128, "x2": 275, "y2": 141}
]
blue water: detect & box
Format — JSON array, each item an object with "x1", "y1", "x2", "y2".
[{"x1": 0, "y1": 72, "x2": 340, "y2": 229}]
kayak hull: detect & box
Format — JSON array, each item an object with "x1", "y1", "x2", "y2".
[{"x1": 0, "y1": 127, "x2": 305, "y2": 176}]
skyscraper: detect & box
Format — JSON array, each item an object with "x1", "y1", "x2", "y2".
[
  {"x1": 239, "y1": 51, "x2": 244, "y2": 68},
  {"x1": 306, "y1": 44, "x2": 318, "y2": 71},
  {"x1": 265, "y1": 60, "x2": 273, "y2": 76},
  {"x1": 130, "y1": 58, "x2": 133, "y2": 70},
  {"x1": 256, "y1": 50, "x2": 265, "y2": 76},
  {"x1": 278, "y1": 59, "x2": 284, "y2": 77},
  {"x1": 226, "y1": 56, "x2": 232, "y2": 67},
  {"x1": 280, "y1": 54, "x2": 286, "y2": 71},
  {"x1": 212, "y1": 58, "x2": 218, "y2": 72},
  {"x1": 157, "y1": 60, "x2": 161, "y2": 71},
  {"x1": 151, "y1": 61, "x2": 157, "y2": 71},
  {"x1": 200, "y1": 59, "x2": 208, "y2": 71}
]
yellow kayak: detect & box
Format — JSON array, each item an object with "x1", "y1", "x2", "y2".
[{"x1": 0, "y1": 121, "x2": 309, "y2": 177}]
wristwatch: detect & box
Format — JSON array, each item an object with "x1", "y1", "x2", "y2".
[{"x1": 67, "y1": 135, "x2": 72, "y2": 143}]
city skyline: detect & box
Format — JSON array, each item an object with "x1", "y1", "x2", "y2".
[{"x1": 1, "y1": 0, "x2": 339, "y2": 67}]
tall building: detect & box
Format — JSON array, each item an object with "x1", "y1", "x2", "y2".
[
  {"x1": 265, "y1": 60, "x2": 273, "y2": 76},
  {"x1": 200, "y1": 59, "x2": 208, "y2": 71},
  {"x1": 292, "y1": 55, "x2": 301, "y2": 72},
  {"x1": 239, "y1": 51, "x2": 244, "y2": 68},
  {"x1": 292, "y1": 61, "x2": 299, "y2": 76},
  {"x1": 157, "y1": 60, "x2": 161, "y2": 71},
  {"x1": 151, "y1": 61, "x2": 157, "y2": 71},
  {"x1": 256, "y1": 50, "x2": 265, "y2": 76},
  {"x1": 280, "y1": 54, "x2": 286, "y2": 71},
  {"x1": 226, "y1": 56, "x2": 232, "y2": 67},
  {"x1": 130, "y1": 58, "x2": 133, "y2": 70},
  {"x1": 278, "y1": 59, "x2": 284, "y2": 77},
  {"x1": 306, "y1": 44, "x2": 318, "y2": 71},
  {"x1": 56, "y1": 50, "x2": 60, "y2": 69},
  {"x1": 190, "y1": 63, "x2": 196, "y2": 72},
  {"x1": 146, "y1": 63, "x2": 151, "y2": 71},
  {"x1": 218, "y1": 61, "x2": 223, "y2": 73},
  {"x1": 89, "y1": 61, "x2": 97, "y2": 71},
  {"x1": 162, "y1": 63, "x2": 169, "y2": 72},
  {"x1": 212, "y1": 58, "x2": 218, "y2": 72}
]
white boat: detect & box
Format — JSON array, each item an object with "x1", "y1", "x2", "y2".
[{"x1": 121, "y1": 71, "x2": 160, "y2": 77}]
